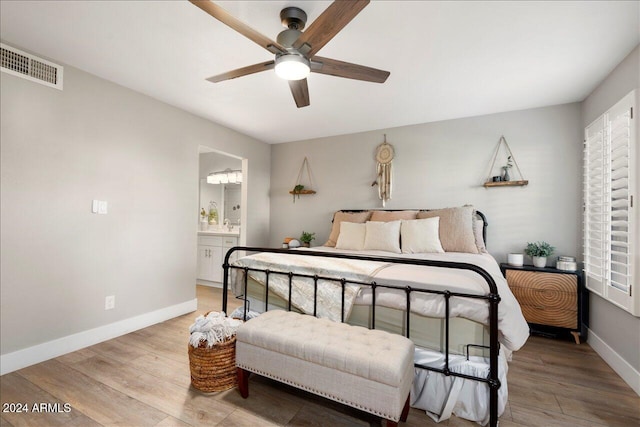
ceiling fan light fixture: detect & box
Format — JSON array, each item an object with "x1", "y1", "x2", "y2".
[
  {"x1": 192, "y1": 1, "x2": 388, "y2": 107},
  {"x1": 274, "y1": 54, "x2": 310, "y2": 81}
]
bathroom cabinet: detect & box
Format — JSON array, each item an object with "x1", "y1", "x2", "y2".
[{"x1": 197, "y1": 234, "x2": 238, "y2": 283}]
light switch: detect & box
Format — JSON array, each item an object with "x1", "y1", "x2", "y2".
[
  {"x1": 98, "y1": 201, "x2": 108, "y2": 214},
  {"x1": 92, "y1": 200, "x2": 99, "y2": 213},
  {"x1": 105, "y1": 295, "x2": 115, "y2": 310}
]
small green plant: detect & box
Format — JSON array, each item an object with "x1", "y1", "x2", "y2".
[
  {"x1": 292, "y1": 184, "x2": 305, "y2": 202},
  {"x1": 524, "y1": 241, "x2": 555, "y2": 257},
  {"x1": 300, "y1": 231, "x2": 316, "y2": 245}
]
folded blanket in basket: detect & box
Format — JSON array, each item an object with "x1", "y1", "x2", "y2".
[{"x1": 189, "y1": 311, "x2": 242, "y2": 348}]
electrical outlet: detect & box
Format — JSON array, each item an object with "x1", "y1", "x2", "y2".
[{"x1": 105, "y1": 295, "x2": 115, "y2": 310}]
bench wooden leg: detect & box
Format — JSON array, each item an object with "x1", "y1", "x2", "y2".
[
  {"x1": 400, "y1": 393, "x2": 410, "y2": 422},
  {"x1": 384, "y1": 394, "x2": 410, "y2": 426},
  {"x1": 237, "y1": 367, "x2": 249, "y2": 398}
]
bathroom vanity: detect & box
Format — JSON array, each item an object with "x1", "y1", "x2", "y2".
[{"x1": 197, "y1": 230, "x2": 239, "y2": 284}]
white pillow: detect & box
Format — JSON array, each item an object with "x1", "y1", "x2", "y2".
[
  {"x1": 363, "y1": 220, "x2": 401, "y2": 253},
  {"x1": 335, "y1": 222, "x2": 366, "y2": 250},
  {"x1": 401, "y1": 217, "x2": 445, "y2": 254}
]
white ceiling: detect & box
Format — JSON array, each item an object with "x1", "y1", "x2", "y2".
[{"x1": 1, "y1": 1, "x2": 639, "y2": 144}]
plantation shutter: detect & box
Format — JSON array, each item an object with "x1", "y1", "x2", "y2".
[
  {"x1": 584, "y1": 118, "x2": 606, "y2": 295},
  {"x1": 609, "y1": 103, "x2": 632, "y2": 294},
  {"x1": 583, "y1": 90, "x2": 637, "y2": 315}
]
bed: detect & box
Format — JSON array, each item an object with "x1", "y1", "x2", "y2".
[{"x1": 221, "y1": 207, "x2": 529, "y2": 427}]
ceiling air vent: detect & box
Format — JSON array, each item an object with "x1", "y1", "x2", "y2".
[{"x1": 1, "y1": 43, "x2": 63, "y2": 90}]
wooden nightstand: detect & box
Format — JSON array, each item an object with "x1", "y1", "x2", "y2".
[{"x1": 500, "y1": 263, "x2": 588, "y2": 344}]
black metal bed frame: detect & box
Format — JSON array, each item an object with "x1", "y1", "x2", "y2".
[{"x1": 222, "y1": 246, "x2": 502, "y2": 427}]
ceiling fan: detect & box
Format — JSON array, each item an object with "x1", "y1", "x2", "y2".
[{"x1": 190, "y1": 0, "x2": 390, "y2": 108}]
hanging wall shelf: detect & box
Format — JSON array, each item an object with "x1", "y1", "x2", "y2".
[
  {"x1": 483, "y1": 136, "x2": 528, "y2": 188},
  {"x1": 290, "y1": 157, "x2": 316, "y2": 202},
  {"x1": 288, "y1": 189, "x2": 317, "y2": 195},
  {"x1": 483, "y1": 180, "x2": 529, "y2": 188}
]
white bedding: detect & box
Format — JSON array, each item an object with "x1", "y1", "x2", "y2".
[
  {"x1": 230, "y1": 246, "x2": 529, "y2": 352},
  {"x1": 230, "y1": 250, "x2": 389, "y2": 321}
]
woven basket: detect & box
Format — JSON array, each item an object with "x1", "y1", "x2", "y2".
[{"x1": 188, "y1": 335, "x2": 237, "y2": 392}]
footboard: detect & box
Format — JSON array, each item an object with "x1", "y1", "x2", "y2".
[{"x1": 222, "y1": 247, "x2": 502, "y2": 427}]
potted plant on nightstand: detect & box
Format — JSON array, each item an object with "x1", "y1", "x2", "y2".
[
  {"x1": 300, "y1": 231, "x2": 316, "y2": 248},
  {"x1": 525, "y1": 241, "x2": 555, "y2": 268}
]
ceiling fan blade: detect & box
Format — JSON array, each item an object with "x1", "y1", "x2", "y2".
[
  {"x1": 288, "y1": 79, "x2": 310, "y2": 108},
  {"x1": 311, "y1": 56, "x2": 389, "y2": 83},
  {"x1": 206, "y1": 61, "x2": 275, "y2": 83},
  {"x1": 293, "y1": 0, "x2": 370, "y2": 58},
  {"x1": 190, "y1": 0, "x2": 286, "y2": 54}
]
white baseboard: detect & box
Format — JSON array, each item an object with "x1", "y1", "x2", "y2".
[
  {"x1": 196, "y1": 280, "x2": 222, "y2": 289},
  {"x1": 0, "y1": 298, "x2": 198, "y2": 376},
  {"x1": 588, "y1": 328, "x2": 640, "y2": 396}
]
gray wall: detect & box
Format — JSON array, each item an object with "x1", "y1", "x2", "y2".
[
  {"x1": 270, "y1": 103, "x2": 583, "y2": 265},
  {"x1": 0, "y1": 52, "x2": 270, "y2": 355},
  {"x1": 581, "y1": 45, "x2": 640, "y2": 371}
]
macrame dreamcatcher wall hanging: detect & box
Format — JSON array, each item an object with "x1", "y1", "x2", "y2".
[{"x1": 372, "y1": 135, "x2": 394, "y2": 207}]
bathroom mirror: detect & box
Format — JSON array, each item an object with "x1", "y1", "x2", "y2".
[
  {"x1": 223, "y1": 185, "x2": 241, "y2": 225},
  {"x1": 199, "y1": 152, "x2": 242, "y2": 230}
]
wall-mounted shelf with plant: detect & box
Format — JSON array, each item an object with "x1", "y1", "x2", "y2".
[
  {"x1": 290, "y1": 185, "x2": 316, "y2": 202},
  {"x1": 290, "y1": 157, "x2": 317, "y2": 202},
  {"x1": 483, "y1": 136, "x2": 528, "y2": 188}
]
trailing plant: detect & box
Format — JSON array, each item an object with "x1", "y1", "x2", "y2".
[
  {"x1": 292, "y1": 184, "x2": 305, "y2": 202},
  {"x1": 524, "y1": 241, "x2": 555, "y2": 257}
]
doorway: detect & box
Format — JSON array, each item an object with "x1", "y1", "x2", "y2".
[{"x1": 197, "y1": 146, "x2": 247, "y2": 289}]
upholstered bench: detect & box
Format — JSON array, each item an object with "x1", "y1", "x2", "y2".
[{"x1": 235, "y1": 310, "x2": 414, "y2": 426}]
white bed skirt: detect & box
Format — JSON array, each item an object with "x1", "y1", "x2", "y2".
[{"x1": 411, "y1": 347, "x2": 508, "y2": 425}]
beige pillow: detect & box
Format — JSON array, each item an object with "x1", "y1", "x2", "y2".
[
  {"x1": 417, "y1": 206, "x2": 479, "y2": 253},
  {"x1": 363, "y1": 220, "x2": 402, "y2": 253},
  {"x1": 473, "y1": 218, "x2": 488, "y2": 253},
  {"x1": 335, "y1": 222, "x2": 366, "y2": 251},
  {"x1": 370, "y1": 210, "x2": 418, "y2": 222},
  {"x1": 325, "y1": 211, "x2": 371, "y2": 247},
  {"x1": 401, "y1": 217, "x2": 445, "y2": 254}
]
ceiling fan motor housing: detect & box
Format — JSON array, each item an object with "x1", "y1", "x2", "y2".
[
  {"x1": 276, "y1": 8, "x2": 310, "y2": 81},
  {"x1": 277, "y1": 28, "x2": 303, "y2": 48},
  {"x1": 280, "y1": 7, "x2": 307, "y2": 30}
]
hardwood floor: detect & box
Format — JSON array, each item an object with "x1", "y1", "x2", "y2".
[{"x1": 1, "y1": 285, "x2": 639, "y2": 426}]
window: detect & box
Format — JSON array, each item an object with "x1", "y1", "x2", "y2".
[{"x1": 584, "y1": 90, "x2": 637, "y2": 315}]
